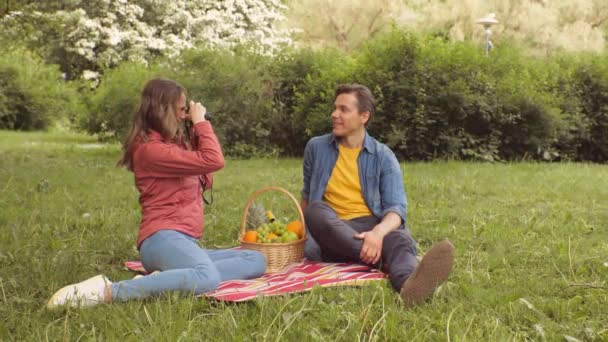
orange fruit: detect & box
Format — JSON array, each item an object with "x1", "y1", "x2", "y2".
[
  {"x1": 243, "y1": 230, "x2": 257, "y2": 243},
  {"x1": 287, "y1": 221, "x2": 304, "y2": 238},
  {"x1": 267, "y1": 233, "x2": 278, "y2": 242}
]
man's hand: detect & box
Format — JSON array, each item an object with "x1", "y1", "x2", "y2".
[
  {"x1": 354, "y1": 211, "x2": 402, "y2": 264},
  {"x1": 354, "y1": 229, "x2": 383, "y2": 265}
]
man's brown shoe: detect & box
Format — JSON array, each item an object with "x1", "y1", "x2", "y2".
[{"x1": 400, "y1": 239, "x2": 455, "y2": 308}]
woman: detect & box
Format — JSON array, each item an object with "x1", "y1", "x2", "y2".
[{"x1": 47, "y1": 78, "x2": 266, "y2": 308}]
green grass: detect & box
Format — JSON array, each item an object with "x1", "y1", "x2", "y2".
[{"x1": 1, "y1": 130, "x2": 607, "y2": 341}]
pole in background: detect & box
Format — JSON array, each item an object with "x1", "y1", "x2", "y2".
[{"x1": 477, "y1": 13, "x2": 499, "y2": 57}]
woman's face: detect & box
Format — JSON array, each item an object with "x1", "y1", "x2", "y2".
[{"x1": 175, "y1": 93, "x2": 188, "y2": 122}]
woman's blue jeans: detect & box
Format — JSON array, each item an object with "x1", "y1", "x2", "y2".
[{"x1": 111, "y1": 230, "x2": 266, "y2": 301}]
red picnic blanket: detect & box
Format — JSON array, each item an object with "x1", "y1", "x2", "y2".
[{"x1": 124, "y1": 260, "x2": 387, "y2": 302}]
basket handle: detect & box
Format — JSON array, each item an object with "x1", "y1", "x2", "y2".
[{"x1": 240, "y1": 186, "x2": 306, "y2": 238}]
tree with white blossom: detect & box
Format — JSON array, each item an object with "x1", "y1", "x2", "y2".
[{"x1": 0, "y1": 0, "x2": 291, "y2": 79}]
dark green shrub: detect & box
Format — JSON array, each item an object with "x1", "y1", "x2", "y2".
[
  {"x1": 353, "y1": 31, "x2": 576, "y2": 161},
  {"x1": 84, "y1": 62, "x2": 168, "y2": 139},
  {"x1": 0, "y1": 49, "x2": 82, "y2": 130},
  {"x1": 176, "y1": 47, "x2": 278, "y2": 158},
  {"x1": 0, "y1": 68, "x2": 25, "y2": 129},
  {"x1": 270, "y1": 48, "x2": 355, "y2": 155},
  {"x1": 355, "y1": 30, "x2": 422, "y2": 159},
  {"x1": 79, "y1": 29, "x2": 607, "y2": 162},
  {"x1": 489, "y1": 51, "x2": 565, "y2": 160},
  {"x1": 571, "y1": 57, "x2": 608, "y2": 162}
]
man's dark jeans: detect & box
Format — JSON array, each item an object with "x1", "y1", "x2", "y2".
[{"x1": 305, "y1": 201, "x2": 418, "y2": 291}]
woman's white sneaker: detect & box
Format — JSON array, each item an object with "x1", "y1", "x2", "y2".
[{"x1": 47, "y1": 275, "x2": 111, "y2": 309}]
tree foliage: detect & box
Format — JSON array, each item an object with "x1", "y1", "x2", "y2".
[
  {"x1": 0, "y1": 48, "x2": 83, "y2": 130},
  {"x1": 74, "y1": 29, "x2": 608, "y2": 162},
  {"x1": 0, "y1": 0, "x2": 291, "y2": 79},
  {"x1": 0, "y1": 1, "x2": 606, "y2": 162}
]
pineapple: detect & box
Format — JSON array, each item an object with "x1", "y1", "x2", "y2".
[{"x1": 246, "y1": 202, "x2": 266, "y2": 230}]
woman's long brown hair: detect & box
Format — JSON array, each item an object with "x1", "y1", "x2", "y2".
[{"x1": 117, "y1": 78, "x2": 187, "y2": 171}]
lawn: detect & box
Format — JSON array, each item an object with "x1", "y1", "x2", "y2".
[{"x1": 0, "y1": 130, "x2": 607, "y2": 341}]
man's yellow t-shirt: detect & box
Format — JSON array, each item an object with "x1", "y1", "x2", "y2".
[{"x1": 323, "y1": 144, "x2": 372, "y2": 220}]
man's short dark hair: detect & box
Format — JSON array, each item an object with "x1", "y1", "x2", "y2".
[{"x1": 334, "y1": 84, "x2": 376, "y2": 126}]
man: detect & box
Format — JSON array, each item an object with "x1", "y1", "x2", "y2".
[{"x1": 301, "y1": 84, "x2": 454, "y2": 307}]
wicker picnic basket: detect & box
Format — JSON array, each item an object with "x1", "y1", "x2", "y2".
[{"x1": 239, "y1": 186, "x2": 306, "y2": 273}]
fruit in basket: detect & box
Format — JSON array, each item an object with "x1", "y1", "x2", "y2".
[
  {"x1": 243, "y1": 230, "x2": 257, "y2": 243},
  {"x1": 266, "y1": 210, "x2": 276, "y2": 223},
  {"x1": 281, "y1": 231, "x2": 300, "y2": 243},
  {"x1": 286, "y1": 220, "x2": 304, "y2": 238},
  {"x1": 267, "y1": 232, "x2": 279, "y2": 242},
  {"x1": 246, "y1": 203, "x2": 266, "y2": 230},
  {"x1": 254, "y1": 220, "x2": 302, "y2": 243}
]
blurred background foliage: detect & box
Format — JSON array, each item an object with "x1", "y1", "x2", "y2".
[{"x1": 0, "y1": 0, "x2": 607, "y2": 161}]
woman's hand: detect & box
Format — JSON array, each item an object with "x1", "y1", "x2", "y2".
[{"x1": 188, "y1": 101, "x2": 207, "y2": 124}]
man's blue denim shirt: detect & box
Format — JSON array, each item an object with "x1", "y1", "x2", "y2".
[{"x1": 301, "y1": 131, "x2": 407, "y2": 225}]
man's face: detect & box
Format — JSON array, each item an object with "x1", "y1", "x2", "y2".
[{"x1": 331, "y1": 93, "x2": 369, "y2": 138}]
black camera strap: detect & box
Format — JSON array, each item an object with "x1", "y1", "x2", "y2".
[{"x1": 199, "y1": 176, "x2": 213, "y2": 205}]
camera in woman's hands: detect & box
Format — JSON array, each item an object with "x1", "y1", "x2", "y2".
[{"x1": 185, "y1": 100, "x2": 211, "y2": 121}]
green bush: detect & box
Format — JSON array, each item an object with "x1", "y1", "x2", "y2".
[
  {"x1": 82, "y1": 48, "x2": 280, "y2": 157},
  {"x1": 355, "y1": 31, "x2": 424, "y2": 158},
  {"x1": 352, "y1": 32, "x2": 575, "y2": 161},
  {"x1": 84, "y1": 61, "x2": 169, "y2": 139},
  {"x1": 270, "y1": 48, "x2": 356, "y2": 155},
  {"x1": 0, "y1": 49, "x2": 82, "y2": 130},
  {"x1": 489, "y1": 50, "x2": 565, "y2": 160},
  {"x1": 571, "y1": 56, "x2": 608, "y2": 162},
  {"x1": 176, "y1": 47, "x2": 279, "y2": 158},
  {"x1": 79, "y1": 29, "x2": 608, "y2": 162},
  {"x1": 273, "y1": 34, "x2": 607, "y2": 162}
]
